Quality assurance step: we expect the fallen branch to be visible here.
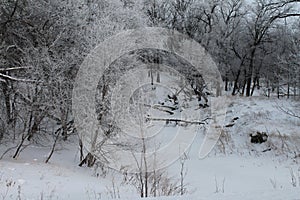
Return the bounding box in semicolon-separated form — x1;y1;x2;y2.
153;104;177;111
153;107;174;115
276;104;300;119
225;123;235;128
143;104;176;115
146;117;211;125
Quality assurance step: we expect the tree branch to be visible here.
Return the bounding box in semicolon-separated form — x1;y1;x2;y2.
277;13;300;18
0;67;31;72
0;73;37;83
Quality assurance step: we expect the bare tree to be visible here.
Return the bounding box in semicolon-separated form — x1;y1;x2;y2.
243;0;300;96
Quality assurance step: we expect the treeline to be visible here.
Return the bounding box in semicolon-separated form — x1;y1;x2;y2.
0;0;146;147
0;0;299;160
144;0;300;97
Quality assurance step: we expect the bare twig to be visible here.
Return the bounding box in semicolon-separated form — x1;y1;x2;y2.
0;67;31;72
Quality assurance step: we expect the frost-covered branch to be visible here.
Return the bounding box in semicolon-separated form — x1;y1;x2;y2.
0;73;36;83
0;67;31;72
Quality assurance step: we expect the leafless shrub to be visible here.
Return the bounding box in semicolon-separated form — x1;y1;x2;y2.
265;130;300;158
179;154;188;195
85;187;102;200
124;140;187;198
214;176;225;193
105;177;120;199
269;177;277;189
1;179;15;200
215;130;234;155
93;161;109;178
125;160;184;198
289;168;299;187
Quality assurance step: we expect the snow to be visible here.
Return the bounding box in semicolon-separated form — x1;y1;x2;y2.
1;96;300;199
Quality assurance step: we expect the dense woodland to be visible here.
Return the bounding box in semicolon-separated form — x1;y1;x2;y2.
0;0;299;163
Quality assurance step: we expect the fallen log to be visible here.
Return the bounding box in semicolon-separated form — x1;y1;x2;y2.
146;117;211;125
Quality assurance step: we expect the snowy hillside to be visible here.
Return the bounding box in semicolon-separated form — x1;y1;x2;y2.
1;96;300;200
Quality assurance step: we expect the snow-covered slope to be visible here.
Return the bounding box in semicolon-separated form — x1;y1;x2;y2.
1;96;300;199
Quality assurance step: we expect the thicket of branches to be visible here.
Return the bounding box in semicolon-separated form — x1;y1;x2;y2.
145;0;300;97
0;0;299;162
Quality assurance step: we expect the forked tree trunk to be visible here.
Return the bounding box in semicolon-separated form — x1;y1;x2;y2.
13;133;29;159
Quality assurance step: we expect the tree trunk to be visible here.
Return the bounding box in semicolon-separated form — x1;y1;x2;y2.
79;139;84;161
287;82;290;98
45;131;60;163
79;152;96;167
27;115;43;141
277;80;280;99
250;76;257;96
232;68;241;95
241;79;246;96
13;133;29;159
60;108;69;141
245;75;252;96
225;72;228;92
246;49;256;96
1;82;11;123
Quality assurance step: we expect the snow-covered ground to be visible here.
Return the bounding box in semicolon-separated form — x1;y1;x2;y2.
1;96;300;199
